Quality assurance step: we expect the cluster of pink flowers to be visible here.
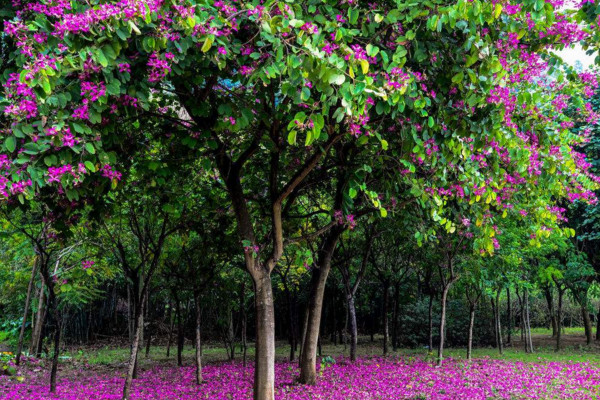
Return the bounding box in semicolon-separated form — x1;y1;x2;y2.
345;44;375;64
72;104;89;120
47;163;86;184
81;260;94;269
334;210;357;230
300;22;318;34
3;73;38;120
101;164;122;181
4;356;600;399
21;0;162;38
80;81;106;102
147;52;173;83
243;244;260;254
385;67;411;91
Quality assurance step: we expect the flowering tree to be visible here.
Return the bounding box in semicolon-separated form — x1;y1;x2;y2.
2;0;600;399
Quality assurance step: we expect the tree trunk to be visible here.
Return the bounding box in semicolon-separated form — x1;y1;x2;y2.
392;282;400;351
428;293;434;352
342;299;348;349
30;281;46;356
176;299;183;367
166;304;174;357
524;288;533;353
127;285;134;344
382;281;390;355
285;285;296;362
467;305;475;360
253;274;275;400
582;304;593;345
437;285;450;366
16;259;38;365
194;294;203;384
132;311;142;379
491;297;498;349
544;287;557;338
240;282;248;367
122;293;146;400
495;291;503;354
145;326;152;358
596;302;600;341
516;287;524;342
347;295;358;361
556;287;563;351
49;315;61;393
298;265;328;384
298;230;339;385
298;307;309;368
227;308;235;360
331;294;337;346
506;287;512;346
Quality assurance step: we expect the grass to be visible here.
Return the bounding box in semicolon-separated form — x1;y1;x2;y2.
530;327;586;335
53;332;600;369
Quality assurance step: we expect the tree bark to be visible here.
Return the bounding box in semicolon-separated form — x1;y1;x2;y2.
166;304;174;358
495;291;503;354
347;295;358;361
506;287;512;346
543;287;557;338
284;284;296;362
437;285;450;366
17;259;38;365
298;307;309;368
516;287;524;342
596;301;600;341
122;293;146;400
299;263;328;385
194;294;203;384
491;297;498;349
298;229;341;385
253;274;275;400
132;311;143;379
467;306;475;360
240;282;248;367
49;315;61;393
523;288;533;353
227;307;235;360
382;281;390;355
145;325;152;358
582;304;593;345
556;285;563;351
30;280;46;356
392;282;400;351
176;298;183;367
428;293;434;352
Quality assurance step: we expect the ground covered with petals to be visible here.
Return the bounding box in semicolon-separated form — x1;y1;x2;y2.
2;356;600;399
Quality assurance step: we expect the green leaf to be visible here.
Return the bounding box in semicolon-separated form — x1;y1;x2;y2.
451;72;464;84
40;76;51;95
116;28;129;40
84;161;96;172
95;48;108;67
128;20;141;35
329;74;345;85
5;136;16;153
85;143;96;154
201;36;213;52
288;130;297;145
494;4;503;18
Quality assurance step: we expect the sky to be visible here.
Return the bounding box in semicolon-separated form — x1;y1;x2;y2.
556;46;597;69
